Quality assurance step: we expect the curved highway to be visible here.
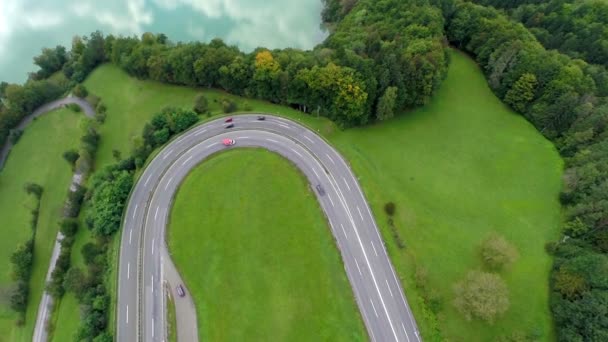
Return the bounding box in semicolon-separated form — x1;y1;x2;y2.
117;114;421;342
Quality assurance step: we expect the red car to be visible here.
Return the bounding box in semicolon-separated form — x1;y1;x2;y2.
222;138;236;146
224;117;233;123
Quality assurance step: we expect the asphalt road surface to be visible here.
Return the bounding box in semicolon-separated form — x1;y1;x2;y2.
117;114;421;342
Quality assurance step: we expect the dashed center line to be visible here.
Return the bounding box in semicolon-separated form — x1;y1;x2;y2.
278;123;290;129
326;153;336;165
205;142;217;148
129;229;133;245
340;223;348;240
372;241;378;256
182;155;193;166
126;305;128;324
357;206;364;221
154;207;159;220
312;168;319;178
133;204;138;219
355;258;363;276
266;138;279;143
343;177;351;191
402;323;411;342
194;129;207;136
151;275;154;293
163;149;173;160
151;238;155;255
370;298;379;317
304;135;314;143
292;149;303;158
327;194;335;207
165;177;173;191
144;174;152;186
386;279;394;297
127;262;130;279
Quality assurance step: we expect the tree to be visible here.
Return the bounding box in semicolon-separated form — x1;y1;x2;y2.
376;86;398;121
63;267;87;298
221;99;237;113
504;73;537;112
73;84;89;98
24;182;43;198
553;267;588;300
453;270;510;323
63;149;80;166
33;45;68;79
480;234;519;271
193;94;208;114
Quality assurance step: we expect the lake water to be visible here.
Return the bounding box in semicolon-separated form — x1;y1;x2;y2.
0;0;326;84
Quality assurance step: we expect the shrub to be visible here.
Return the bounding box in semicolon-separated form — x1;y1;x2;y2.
480;233;519;271
193;93;208;114
221;98;237;113
63;149;80;167
24;182;43;198
68;103;81;112
384;202;396;216
72;84;88;98
453;270;510;323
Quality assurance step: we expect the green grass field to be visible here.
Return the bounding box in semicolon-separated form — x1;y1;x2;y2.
46;50;561;341
0;108;82;341
168;149;367;341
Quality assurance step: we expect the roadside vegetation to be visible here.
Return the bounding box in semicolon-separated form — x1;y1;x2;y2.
0;109;82;340
168;149;367;341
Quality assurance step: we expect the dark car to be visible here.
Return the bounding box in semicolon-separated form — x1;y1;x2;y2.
225;117;233;123
257;116;266;121
316;184;325;196
176;284;186;297
225;123;234;129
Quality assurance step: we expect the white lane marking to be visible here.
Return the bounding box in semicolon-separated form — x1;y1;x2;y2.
278;123;290;129
372;241;378;256
240;136;250;139
144;174;152;186
152;317;155;337
182;155;193;166
340;223;348;240
386;279;394;297
402;322;411;342
357;206;364;221
312;168;319;178
129;229;133;245
151;238;155;255
327;193;335;207
163;149;174;160
127;263;130;279
292;149;303;158
304;135;314;143
154;207;159;220
195;129;207;136
266;138;279;143
326;153;336;165
151;275;154;293
355;258;363;276
206;142;217;148
320;161;401;341
343;177;351;191
164;177;173;190
133;204;138;219
370;298;379;318
126;305;128;324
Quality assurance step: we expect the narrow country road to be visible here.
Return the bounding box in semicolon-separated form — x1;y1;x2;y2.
117;114;421;342
0;96;94;170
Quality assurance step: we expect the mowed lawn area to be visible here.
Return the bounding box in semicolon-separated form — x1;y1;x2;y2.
168;149;367;341
0;109;82;341
330;51;563;341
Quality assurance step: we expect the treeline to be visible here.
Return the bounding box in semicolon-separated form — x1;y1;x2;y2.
474;0;608;68
439;0;608;340
9;183;43;324
40;0;446;127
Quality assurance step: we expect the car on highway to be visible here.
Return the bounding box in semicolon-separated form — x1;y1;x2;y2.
225;123;234;129
225;117;233;123
176;284;186;297
257;116;265;121
316;184;325;196
222;138;236;146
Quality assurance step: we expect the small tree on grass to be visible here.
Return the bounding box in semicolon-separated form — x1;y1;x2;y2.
24;182;43;198
480;233;518;271
193;93;208;114
221;98;237;113
453;270;509;323
384;202;396;216
63;149;80;167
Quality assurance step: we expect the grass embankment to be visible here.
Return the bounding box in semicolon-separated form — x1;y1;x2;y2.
50;50;561;341
0;109;82;341
168;149;367;341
